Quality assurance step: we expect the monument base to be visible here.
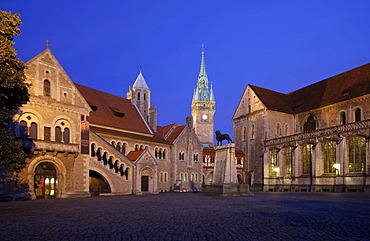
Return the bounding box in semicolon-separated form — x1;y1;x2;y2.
202;183;250;196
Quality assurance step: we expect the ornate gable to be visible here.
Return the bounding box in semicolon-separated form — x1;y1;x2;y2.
24;47;90;115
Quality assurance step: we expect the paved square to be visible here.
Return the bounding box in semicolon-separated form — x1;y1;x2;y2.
1;192;370;240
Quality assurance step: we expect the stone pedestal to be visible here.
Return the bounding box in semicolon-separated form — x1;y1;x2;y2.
202;143;250;196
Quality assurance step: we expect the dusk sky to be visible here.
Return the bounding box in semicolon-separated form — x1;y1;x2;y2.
2;1;370;139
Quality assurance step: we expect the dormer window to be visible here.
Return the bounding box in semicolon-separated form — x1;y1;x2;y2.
90;105;98;111
110;107;124;118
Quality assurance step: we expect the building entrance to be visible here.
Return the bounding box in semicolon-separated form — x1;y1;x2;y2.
34;162;57;198
141;175;149;192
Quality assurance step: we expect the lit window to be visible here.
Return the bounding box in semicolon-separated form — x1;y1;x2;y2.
302;144;313;175
323;141;336;174
348;137;366;173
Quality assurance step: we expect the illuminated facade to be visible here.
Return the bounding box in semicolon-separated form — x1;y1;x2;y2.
233;63;370;192
191;46;215;147
13;46;203;199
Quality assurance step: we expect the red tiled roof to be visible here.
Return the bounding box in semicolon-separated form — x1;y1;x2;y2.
75;83;152;134
90;126;170;145
127;150;145;161
251;63;370;114
163;124;176;137
288;63;370;113
249;85;292;113
166;125;186;144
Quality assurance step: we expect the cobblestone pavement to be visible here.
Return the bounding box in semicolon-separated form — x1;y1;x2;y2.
1;192;370;241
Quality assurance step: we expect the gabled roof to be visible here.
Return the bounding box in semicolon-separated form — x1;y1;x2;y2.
127;150;145;161
252;62;370;114
165;125;186;144
249;85;292;114
75;83;152;134
287;62;370;113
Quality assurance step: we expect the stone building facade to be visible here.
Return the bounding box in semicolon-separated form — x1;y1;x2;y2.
13;46;204;199
233;63;370;192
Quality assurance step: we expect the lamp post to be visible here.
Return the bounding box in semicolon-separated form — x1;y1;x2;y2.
333;163;341;192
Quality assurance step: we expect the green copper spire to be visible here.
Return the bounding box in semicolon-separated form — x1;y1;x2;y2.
193;44;215;102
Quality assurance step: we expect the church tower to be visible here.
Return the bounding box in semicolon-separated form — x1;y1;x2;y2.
127;69;157;131
191;45;215;147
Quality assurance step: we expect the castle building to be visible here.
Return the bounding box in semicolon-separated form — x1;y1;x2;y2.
233;63;370;192
13;45;203;199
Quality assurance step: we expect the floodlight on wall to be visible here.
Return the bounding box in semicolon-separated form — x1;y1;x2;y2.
333;163;340;176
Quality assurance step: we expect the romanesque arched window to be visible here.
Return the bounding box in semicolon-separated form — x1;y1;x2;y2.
355;108;361;122
30;122;38;139
340;111;346;125
55;126;62;142
20;120;28;138
243;127;247;141
63;128;70;144
303;114;316;133
44;79;51;97
122;143;127;155
55;120;72;143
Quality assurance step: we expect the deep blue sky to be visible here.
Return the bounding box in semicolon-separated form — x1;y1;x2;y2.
2;1;370;139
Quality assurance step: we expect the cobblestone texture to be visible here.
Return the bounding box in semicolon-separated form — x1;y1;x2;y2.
1;192;370;240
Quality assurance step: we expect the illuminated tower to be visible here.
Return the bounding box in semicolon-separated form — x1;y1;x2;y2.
191;45;215;147
127;69;157;131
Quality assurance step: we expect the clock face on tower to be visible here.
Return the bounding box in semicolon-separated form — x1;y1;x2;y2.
202;114;208;120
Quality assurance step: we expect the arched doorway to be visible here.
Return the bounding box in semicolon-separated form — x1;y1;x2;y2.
89;170;111;196
141;168;152;193
34;162;57;199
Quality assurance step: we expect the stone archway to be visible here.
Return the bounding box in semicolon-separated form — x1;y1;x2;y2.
89;170;111;196
34;162;57;199
28;156;66;199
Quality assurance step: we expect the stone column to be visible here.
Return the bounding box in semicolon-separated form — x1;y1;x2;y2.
213;143;237;184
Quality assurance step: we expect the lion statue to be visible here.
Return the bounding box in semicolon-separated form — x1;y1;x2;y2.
215;130;233;146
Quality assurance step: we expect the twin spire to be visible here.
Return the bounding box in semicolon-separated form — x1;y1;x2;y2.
193;44;215;102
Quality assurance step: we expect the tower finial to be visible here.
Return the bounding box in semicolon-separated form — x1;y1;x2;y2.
199;44;206;77
46;40;49;49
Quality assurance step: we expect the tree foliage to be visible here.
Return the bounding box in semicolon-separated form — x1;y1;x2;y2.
0;10;29;176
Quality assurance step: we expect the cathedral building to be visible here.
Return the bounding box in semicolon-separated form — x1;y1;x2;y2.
233;63;370;192
12;44;204;199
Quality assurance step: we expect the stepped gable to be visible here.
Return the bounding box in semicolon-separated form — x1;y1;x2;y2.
288;62;370;113
75;83;151;134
